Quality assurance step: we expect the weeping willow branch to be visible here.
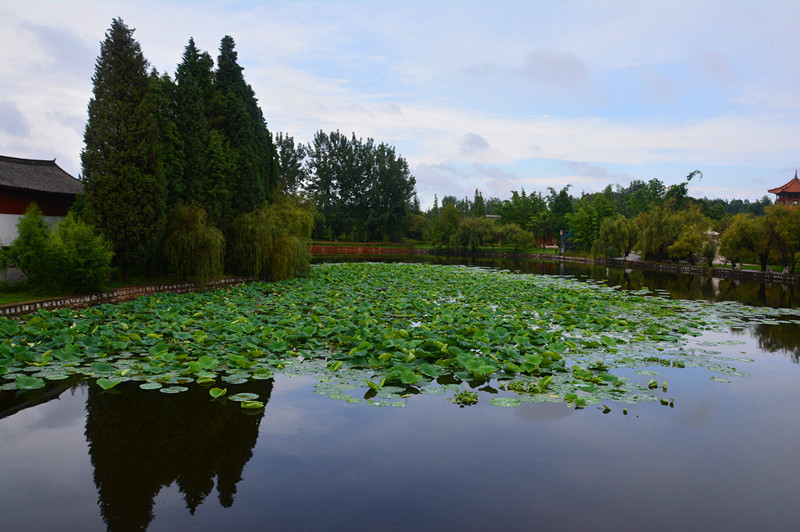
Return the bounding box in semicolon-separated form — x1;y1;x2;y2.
164;203;225;286
229;195;315;280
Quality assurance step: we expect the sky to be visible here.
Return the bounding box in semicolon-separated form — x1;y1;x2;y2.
1;0;798;208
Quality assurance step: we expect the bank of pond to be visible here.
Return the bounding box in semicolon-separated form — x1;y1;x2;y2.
1;258;799;531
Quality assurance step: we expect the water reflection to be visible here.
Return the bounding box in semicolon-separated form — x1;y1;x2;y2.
84;380;273;531
752;322;800;363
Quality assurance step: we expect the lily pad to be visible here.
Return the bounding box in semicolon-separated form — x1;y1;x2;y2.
491;397;522;408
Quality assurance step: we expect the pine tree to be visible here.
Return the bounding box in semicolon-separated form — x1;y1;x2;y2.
210;36;279;220
175;38;212;209
150;70;185;208
81;18;167;280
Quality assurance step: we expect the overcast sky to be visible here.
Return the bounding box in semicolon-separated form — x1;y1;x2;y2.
1;0;798;208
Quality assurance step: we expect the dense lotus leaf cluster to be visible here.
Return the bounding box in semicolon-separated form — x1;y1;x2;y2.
2;262;799;409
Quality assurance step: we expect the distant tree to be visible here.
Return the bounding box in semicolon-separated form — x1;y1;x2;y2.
566;200;598;251
593;214;638;258
450;216;494;252
500;223;535;252
304;130;415;241
667;205;710;265
496;189;548;243
429;195;440;218
718;213;762;269
635;205;682;261
484;196;502;216
547;185;574;236
81;18;167;281
275;132;308;194
429;204;462;247
471;189;486;217
764;204;800;272
364;142;416;241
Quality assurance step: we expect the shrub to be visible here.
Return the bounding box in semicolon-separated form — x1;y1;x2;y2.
8;203;50;287
47;213;115;293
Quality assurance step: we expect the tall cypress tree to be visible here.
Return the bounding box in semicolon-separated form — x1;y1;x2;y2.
175;38;212;210
81;18;167;280
210;36;279;220
150;70;185;208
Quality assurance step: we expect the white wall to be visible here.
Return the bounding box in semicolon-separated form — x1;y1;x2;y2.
0;213;62;246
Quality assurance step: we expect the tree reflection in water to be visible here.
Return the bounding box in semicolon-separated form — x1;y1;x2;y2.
84;379;273;531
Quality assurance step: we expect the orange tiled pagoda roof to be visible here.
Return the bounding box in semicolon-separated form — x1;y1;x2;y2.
768;172;800;194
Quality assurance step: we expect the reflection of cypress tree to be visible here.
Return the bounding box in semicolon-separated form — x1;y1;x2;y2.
84;380;272;531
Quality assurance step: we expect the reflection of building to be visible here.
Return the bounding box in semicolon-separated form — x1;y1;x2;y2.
85;380;272;531
768;171;800;207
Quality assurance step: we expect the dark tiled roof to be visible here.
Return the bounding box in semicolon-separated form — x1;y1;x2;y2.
768;172;800;194
0;155;84;195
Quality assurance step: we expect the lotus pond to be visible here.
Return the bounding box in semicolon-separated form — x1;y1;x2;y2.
2;260;799;531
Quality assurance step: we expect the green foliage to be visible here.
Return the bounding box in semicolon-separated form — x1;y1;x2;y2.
449;217;496;252
229;196;314;280
666;205;711;265
500;223;534;252
428;204;462;246
81;18;167;280
593;214;638;258
718;213;761;268
547;185;574;235
305;130;416;241
764;204;800;272
1;262;778;409
8;203;50;287
8;206;113;293
275;132;307;195
47;213;115;293
496;189;549;242
701;241;717;268
471;189;486;217
174;38;212;209
450;390;479;407
210;35;280;218
635;205;683;261
164;204;225;285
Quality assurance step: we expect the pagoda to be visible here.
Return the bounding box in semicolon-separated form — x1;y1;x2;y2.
768;171;800;207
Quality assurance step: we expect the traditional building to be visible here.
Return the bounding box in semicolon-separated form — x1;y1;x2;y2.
768;171;800;207
0;155;84;245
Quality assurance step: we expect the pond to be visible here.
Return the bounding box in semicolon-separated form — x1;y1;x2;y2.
1;258;799;531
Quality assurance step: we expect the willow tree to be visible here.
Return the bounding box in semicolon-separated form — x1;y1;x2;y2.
163;204;224;285
81;18;166;280
228;196;314;280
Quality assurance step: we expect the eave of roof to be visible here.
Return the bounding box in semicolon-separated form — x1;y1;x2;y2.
0;155;84;195
768;172;800;194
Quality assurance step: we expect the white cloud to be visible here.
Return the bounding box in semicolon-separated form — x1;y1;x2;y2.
0;0;798;204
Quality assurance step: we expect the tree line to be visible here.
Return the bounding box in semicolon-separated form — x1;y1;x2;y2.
7;18;417;292
415;173;799;273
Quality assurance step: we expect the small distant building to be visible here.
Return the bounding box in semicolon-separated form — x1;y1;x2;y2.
768;171;800;207
0;155;84;245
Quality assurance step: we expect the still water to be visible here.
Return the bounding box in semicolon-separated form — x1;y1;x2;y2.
1;258;799;531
